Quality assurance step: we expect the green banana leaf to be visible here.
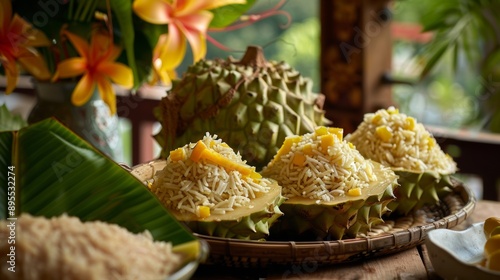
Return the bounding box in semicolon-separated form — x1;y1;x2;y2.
0;118;197;247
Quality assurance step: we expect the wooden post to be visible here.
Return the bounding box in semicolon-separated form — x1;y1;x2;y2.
320;0;394;133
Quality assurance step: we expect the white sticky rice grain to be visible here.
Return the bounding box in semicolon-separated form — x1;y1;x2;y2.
150;133;272;217
262;131;386;201
0;214;181;280
344;107;457;174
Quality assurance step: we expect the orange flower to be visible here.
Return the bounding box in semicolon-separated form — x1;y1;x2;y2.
0;0;50;94
133;0;245;85
54;31;133;115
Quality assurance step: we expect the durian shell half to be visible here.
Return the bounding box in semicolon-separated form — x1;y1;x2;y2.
171;182;285;240
387;169;454;216
269;162;398;240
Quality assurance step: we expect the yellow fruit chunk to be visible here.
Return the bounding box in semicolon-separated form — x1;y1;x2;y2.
376;125;393;142
486;249;500;271
302;143;314;156
371;114;382;125
273;136;302;162
320;134;335;153
169;147;186;161
190;140;260;178
198;206;211;218
292;153;307;166
348;142;355;149
484;235;500;258
315;126;343;140
427;137;436;149
347;188;362;196
404;117;416;131
315;126;329;136
484;217;500;238
387;107;399;114
328;127;344;141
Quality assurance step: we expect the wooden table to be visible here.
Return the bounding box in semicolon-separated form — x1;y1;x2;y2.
191;200;500;280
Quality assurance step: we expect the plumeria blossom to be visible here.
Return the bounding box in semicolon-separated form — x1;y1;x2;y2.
133;0;245;85
150;33;176;86
53;30;133;115
0;0;50;94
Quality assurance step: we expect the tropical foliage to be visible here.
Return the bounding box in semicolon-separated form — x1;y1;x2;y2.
395;0;500;132
1;0;257;113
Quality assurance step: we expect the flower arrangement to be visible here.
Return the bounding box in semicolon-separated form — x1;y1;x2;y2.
0;0;278;114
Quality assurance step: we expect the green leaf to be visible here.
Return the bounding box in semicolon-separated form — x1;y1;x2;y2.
110;0;141;87
420;43;449;79
209;0;256;28
0;104;28;132
2;118;196;248
0;132;14;220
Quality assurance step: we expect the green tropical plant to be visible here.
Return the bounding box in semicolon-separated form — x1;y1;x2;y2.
415;0;500;132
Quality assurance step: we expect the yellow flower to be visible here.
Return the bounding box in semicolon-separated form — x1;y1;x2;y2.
0;0;50;94
133;0;245;85
54;30;133;115
150;33;176;86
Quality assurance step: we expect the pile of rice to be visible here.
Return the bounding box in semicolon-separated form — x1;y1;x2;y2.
261;128;388;202
344;107;457;174
0;214;181;280
151;133;273;217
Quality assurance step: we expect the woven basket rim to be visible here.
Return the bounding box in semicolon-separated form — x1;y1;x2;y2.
131;160;476;266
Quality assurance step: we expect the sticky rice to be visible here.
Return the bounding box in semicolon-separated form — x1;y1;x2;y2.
344;106;457;174
262;126;390;202
0;214;181;280
150;133;274;217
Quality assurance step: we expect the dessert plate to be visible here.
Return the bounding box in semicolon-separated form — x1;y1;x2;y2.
426;222;500;280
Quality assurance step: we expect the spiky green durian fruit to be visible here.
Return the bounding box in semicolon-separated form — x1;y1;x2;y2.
149;133;284;240
344;107;458;216
154;46;331;170
262;126;398;240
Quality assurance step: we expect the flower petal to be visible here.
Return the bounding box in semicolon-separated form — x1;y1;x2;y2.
96;76;116;115
3;58;18;94
9;15;50;48
133;0;172;24
180;10;213;33
90;31;113;63
0;0;12;34
63;31;90;58
8;14;32;40
177;0;245;17
71;74;96;106
159;24;186;70
23;28;51;47
152;61;173;86
54;58;87;79
17;54;51;81
179;12;212;62
97;62;134;89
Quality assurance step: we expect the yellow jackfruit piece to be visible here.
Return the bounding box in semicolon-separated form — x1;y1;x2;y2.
376;126;393;142
169;148;186;161
198;206;211;218
347;188;362;196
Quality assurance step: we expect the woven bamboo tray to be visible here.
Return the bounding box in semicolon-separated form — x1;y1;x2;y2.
130;161;476;267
